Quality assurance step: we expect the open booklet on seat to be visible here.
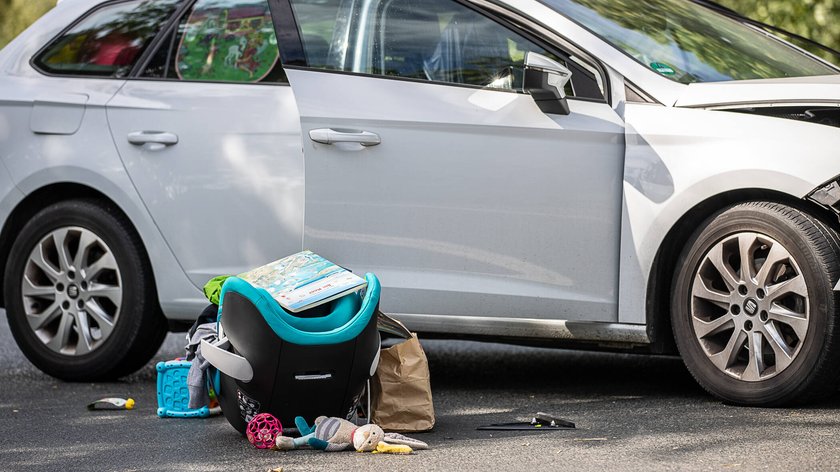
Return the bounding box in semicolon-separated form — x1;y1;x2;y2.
238;250;367;313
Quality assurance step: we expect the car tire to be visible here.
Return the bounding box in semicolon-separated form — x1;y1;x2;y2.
4;199;167;381
671;201;840;406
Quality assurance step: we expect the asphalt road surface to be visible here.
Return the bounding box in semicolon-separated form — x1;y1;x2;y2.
2;312;840;472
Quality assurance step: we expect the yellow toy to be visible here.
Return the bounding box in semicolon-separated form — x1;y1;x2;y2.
372;442;413;455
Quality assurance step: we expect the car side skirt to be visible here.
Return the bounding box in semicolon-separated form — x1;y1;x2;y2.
394;313;650;344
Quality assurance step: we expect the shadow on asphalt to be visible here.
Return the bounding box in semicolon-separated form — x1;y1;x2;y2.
423;339;840;407
423;339;696;395
419;339;840;444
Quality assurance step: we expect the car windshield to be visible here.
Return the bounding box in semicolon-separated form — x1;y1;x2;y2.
541;0;839;84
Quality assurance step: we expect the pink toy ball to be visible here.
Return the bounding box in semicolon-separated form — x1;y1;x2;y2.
246;413;283;449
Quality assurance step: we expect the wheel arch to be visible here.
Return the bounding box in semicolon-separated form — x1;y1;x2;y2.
645;188;840;354
0;183;164;321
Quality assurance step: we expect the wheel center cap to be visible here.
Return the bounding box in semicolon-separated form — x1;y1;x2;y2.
744;298;759;316
67;284;79;299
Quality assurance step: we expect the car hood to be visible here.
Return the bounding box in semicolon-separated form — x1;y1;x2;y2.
674;75;840;108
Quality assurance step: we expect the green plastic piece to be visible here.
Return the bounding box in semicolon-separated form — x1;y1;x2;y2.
203;275;232;305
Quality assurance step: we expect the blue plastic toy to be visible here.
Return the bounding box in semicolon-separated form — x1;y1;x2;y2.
156;360;212;418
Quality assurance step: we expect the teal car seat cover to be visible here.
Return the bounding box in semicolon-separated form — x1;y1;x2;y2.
218;273;380;345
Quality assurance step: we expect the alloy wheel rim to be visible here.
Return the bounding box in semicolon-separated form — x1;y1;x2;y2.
691;232;809;381
21;226;123;356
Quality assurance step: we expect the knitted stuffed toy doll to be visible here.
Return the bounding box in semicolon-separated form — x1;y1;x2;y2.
275;416;428;454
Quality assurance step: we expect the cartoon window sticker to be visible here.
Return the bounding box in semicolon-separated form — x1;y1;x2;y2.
176;0;279;83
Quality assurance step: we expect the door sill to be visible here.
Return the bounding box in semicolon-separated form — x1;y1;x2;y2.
391;313;650;344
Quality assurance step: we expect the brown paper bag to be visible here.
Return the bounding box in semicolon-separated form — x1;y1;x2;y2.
370;333;435;432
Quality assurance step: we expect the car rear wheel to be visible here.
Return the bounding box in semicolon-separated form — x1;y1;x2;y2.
672;202;840;406
4;199;167;380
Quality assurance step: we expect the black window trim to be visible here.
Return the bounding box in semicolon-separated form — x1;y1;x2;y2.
128;0;292;86
273;0;611;104
30;0;187;80
625;79;661;105
268;0;306;67
128;0;195;78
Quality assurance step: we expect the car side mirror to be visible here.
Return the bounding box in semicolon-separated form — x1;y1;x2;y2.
524;51;572;115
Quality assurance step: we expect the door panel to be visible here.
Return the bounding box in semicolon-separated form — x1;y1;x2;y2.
288;69;624;321
106;81;304;286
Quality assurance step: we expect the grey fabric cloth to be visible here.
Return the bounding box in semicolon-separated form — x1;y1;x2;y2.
186;321;218;409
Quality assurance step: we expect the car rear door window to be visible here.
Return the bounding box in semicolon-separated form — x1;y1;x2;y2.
33;0;182;78
140;0;287;84
287;0;601;98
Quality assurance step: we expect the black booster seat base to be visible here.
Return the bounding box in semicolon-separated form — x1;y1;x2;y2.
202;273;381;433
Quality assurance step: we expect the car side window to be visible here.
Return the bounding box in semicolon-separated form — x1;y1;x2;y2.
33;0;182;78
287;0;601;98
141;0;287;84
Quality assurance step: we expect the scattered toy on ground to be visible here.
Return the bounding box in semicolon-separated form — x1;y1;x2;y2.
86;397;135;411
247;413;283;449
274;416;428;454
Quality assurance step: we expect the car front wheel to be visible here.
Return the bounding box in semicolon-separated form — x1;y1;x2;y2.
4;199;167;380
672;201;840;406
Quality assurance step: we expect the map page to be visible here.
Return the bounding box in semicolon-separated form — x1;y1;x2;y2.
238;251;367;313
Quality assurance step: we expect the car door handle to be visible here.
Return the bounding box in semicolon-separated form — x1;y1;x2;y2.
309;128;381;146
127;131;179;146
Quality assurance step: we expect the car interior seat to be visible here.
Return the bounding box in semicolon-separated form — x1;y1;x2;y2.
424;12;514;87
376;0;448;78
202;273;381;434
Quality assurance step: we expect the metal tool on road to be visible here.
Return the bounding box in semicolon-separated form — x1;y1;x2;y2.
86;397;135;411
477;412;575;431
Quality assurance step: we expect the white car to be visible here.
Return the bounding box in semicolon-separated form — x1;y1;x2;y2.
2;0;840;406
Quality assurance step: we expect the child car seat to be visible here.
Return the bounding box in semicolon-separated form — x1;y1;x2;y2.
202;273;381;434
